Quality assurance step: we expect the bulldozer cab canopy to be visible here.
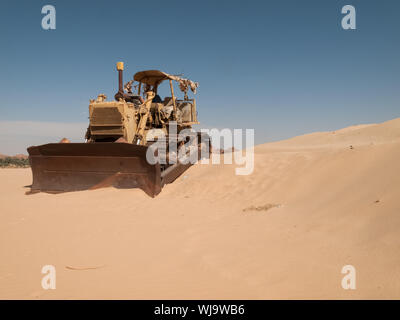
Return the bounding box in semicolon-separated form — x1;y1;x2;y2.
133;70;198;94
134;70;178;86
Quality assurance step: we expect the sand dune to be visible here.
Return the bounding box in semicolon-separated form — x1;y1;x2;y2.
0;118;400;299
265;118;400;149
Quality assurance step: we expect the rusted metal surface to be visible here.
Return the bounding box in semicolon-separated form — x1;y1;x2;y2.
161;162;192;185
27;142;204;197
27;143;162;197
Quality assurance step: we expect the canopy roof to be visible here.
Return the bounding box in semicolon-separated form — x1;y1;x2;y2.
133;70;199;94
133;70;179;86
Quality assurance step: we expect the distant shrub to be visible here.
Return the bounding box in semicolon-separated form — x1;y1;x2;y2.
0;157;30;168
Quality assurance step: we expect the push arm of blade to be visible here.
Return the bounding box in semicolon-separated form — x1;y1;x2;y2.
134;91;155;145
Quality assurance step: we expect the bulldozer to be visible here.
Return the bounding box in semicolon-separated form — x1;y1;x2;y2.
27;62;210;197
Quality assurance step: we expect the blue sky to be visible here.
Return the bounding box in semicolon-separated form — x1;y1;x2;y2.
0;0;399;154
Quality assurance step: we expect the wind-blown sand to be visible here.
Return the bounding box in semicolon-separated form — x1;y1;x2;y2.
1;118;400;299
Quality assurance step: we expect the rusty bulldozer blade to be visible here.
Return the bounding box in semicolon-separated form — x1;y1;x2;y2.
27;143;163;197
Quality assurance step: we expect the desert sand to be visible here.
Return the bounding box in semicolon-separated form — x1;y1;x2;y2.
1;118;400;299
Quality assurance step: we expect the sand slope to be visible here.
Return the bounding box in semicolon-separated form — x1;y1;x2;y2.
0;118;400;299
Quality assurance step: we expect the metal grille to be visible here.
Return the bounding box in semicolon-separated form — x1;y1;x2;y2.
90;107;123;126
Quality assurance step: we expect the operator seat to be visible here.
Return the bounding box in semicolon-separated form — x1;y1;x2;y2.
153;94;162;103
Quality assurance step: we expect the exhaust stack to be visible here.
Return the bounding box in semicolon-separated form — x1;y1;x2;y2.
114;61;125;101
